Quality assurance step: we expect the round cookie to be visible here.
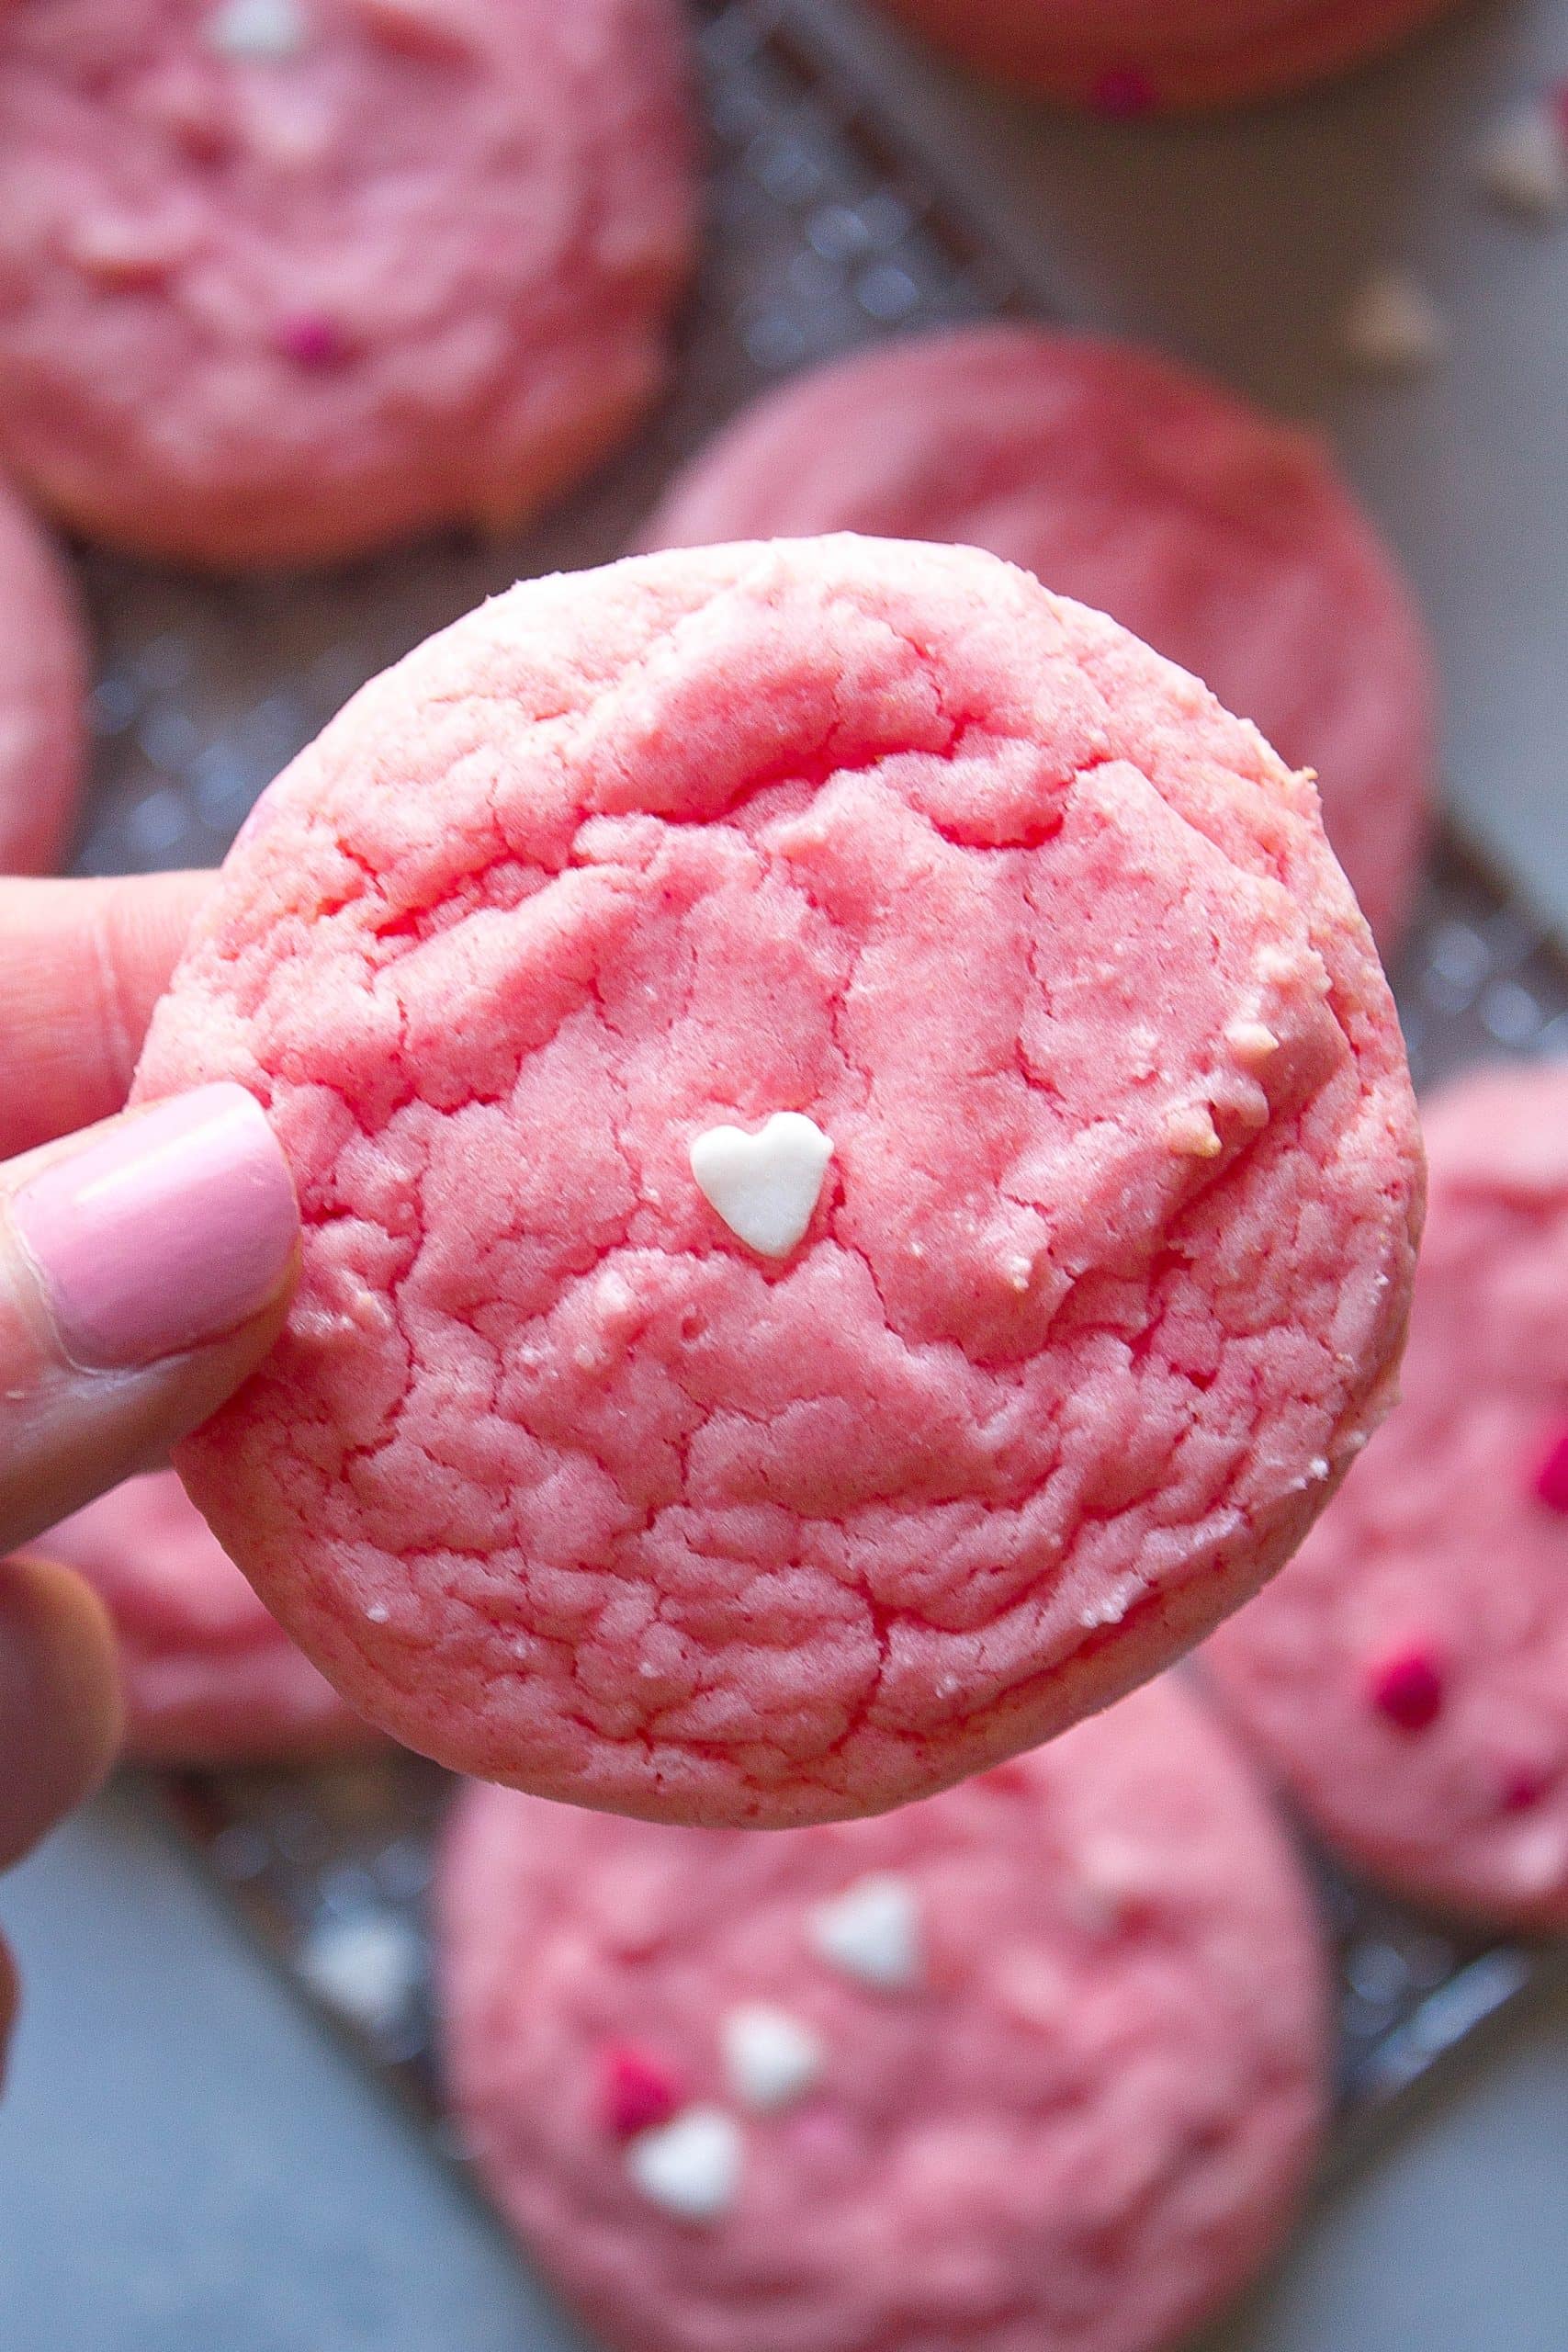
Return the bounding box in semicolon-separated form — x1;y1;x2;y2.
0;0;694;570
874;0;1459;111
439;1676;1330;2352
1204;1062;1568;1929
0;473;86;873
37;1469;369;1764
644;327;1435;952
133;535;1421;1826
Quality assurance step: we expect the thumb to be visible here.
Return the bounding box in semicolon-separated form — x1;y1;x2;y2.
0;1084;299;1555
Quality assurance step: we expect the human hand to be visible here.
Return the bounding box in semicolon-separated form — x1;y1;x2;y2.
0;872;300;2080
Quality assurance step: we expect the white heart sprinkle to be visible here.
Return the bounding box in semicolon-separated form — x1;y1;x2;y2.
689;1112;833;1260
1474;104;1568;218
626;2106;742;2221
1338;266;1447;377
721;2004;825;2111
208;0;307;59
809;1872;922;1990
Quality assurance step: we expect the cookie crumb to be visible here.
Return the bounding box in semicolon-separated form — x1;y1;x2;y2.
1165;1104;1222;1158
1225;1020;1279;1065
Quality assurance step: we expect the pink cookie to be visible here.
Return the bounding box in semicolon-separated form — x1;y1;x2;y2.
0;470;86;873
0;0;694;570
1204;1063;1568;1930
134;535;1421;1826
37;1469;369;1764
644;327;1435;952
439;1676;1329;2352
874;0;1459;110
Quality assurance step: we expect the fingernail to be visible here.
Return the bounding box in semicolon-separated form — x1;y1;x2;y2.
10;1084;298;1371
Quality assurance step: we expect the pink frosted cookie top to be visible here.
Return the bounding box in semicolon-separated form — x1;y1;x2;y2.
38;1468;369;1763
439;1676;1329;2352
1205;1063;1568;1929
646;327;1435;951
0;473;85;873
135;535;1421;1826
0;0;694;569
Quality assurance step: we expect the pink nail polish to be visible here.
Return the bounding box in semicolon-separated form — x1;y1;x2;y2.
10;1083;298;1371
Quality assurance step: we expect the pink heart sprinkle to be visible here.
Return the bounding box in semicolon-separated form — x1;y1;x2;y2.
600;2044;682;2141
1366;1646;1446;1733
1533;1426;1568;1511
274;311;348;369
1089;66;1158;120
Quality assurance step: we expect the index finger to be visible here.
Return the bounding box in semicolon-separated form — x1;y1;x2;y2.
0;872;211;1159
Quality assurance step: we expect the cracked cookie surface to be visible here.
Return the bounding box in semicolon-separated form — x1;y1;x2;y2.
135;536;1421;1824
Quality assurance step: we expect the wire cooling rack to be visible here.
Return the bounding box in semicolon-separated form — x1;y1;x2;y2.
63;0;1568;2244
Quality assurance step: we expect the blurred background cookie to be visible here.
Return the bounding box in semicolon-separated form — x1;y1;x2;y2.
35;1470;373;1765
439;1675;1329;2352
0;0;695;570
1204;1062;1568;1930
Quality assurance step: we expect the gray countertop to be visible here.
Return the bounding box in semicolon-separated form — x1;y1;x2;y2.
5;3;1568;2344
